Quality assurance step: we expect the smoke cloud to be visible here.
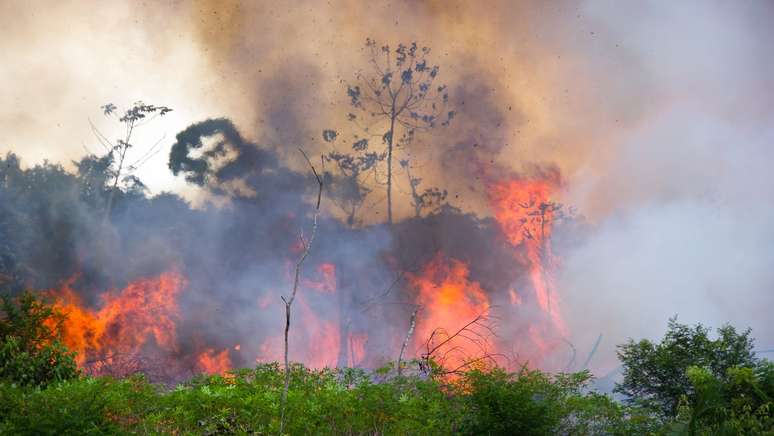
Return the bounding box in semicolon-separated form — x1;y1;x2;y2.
2;0;773;377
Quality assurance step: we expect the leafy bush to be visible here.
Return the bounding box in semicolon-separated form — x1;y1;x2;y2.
0;302;767;435
458;368;565;435
0;363;647;435
0;375;158;435
148;363;463;435
616;317;757;417
0;292;78;386
661;363;773;435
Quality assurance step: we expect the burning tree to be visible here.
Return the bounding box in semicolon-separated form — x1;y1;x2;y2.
330;38;454;224
488;176;570;340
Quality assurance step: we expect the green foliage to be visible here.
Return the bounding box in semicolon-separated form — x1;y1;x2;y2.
615;317;757;418
0;337;78;389
0;292;78;387
661;363;773;435
458;368;566;435
0;295;767;435
153;363;463;435
457;368;656;436
0;362;649;435
0;375;158;435
0;291;63;348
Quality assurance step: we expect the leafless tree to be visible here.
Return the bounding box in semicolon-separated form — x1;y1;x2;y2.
278;149;323;435
397;306;419;376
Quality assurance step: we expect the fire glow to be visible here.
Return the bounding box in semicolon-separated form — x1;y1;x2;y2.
44;177;569;377
50;272;185;368
407;253;492;371
488;176;568;355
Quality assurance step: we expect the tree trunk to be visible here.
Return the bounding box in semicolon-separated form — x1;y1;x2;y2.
103;120;133;225
386;101;396;225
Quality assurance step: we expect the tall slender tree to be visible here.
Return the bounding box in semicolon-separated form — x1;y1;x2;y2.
94;101;172;223
337;39;454;224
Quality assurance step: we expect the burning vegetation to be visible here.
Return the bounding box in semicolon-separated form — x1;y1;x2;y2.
0;39;581;379
25;165;572;381
2;1;774;432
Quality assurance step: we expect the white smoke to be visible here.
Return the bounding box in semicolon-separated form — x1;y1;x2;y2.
559;1;774;374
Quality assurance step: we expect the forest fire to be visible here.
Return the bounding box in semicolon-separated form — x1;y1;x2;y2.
407;254;494;371
49;272;186;371
28;167;575;380
302;263;337;294
256;261;348;369
197;349;231;375
41;175;572;378
488;177;567;337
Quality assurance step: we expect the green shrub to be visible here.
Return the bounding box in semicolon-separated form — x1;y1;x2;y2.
0;316;765;434
0;362;673;435
661;364;773;435
0;336;78;387
0;292;78;387
616;317;757;418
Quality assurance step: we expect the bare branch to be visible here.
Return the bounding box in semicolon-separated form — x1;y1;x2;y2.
397;306;419;376
279;148;324;435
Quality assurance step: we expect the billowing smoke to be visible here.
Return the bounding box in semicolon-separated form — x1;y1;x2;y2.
556;1;774;376
1;0;773;380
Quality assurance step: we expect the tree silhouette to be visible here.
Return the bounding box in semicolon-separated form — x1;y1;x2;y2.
322;130;385;227
93;101;172;223
400;159;447;218
334;39;454;224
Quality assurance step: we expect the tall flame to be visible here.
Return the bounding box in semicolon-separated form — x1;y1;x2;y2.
407;253;492;370
50;271;185;368
258;262;356;368
488;178;567;337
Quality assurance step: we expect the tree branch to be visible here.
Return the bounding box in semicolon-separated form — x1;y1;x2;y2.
278;148;324;435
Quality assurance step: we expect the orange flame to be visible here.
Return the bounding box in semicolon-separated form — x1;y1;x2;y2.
407;253;491;370
50;271;185;367
257;262;350;369
302;263;337;294
197;348;231;375
347;332;368;367
488;178;567;336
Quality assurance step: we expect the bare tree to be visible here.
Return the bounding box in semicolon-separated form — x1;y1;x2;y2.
93;101;172;223
278;149;323;435
336;39;454;224
400;159;447;218
321;133;385;227
397;306;419;376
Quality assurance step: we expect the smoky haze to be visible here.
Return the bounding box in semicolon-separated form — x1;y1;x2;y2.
1;0;773;377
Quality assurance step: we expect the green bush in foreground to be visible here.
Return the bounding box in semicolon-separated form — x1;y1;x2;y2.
0;292;78;387
0;363;655;435
0;292;770;434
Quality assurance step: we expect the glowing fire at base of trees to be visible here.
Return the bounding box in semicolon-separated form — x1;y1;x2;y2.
49;272;185;368
42;177;569;377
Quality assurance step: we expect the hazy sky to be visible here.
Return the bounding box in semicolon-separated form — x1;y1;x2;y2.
3;0;773;372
